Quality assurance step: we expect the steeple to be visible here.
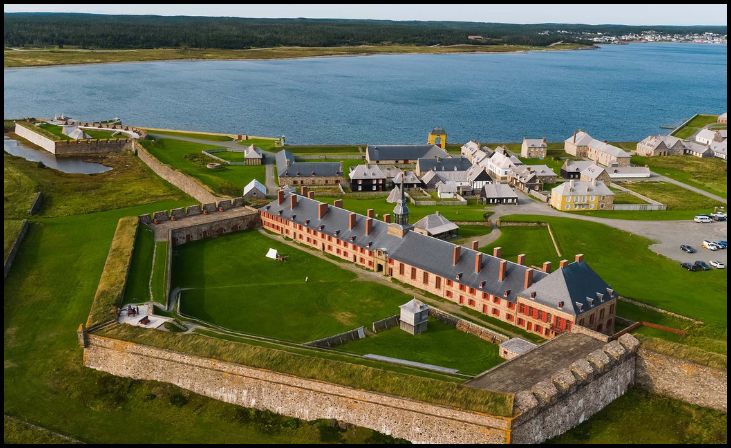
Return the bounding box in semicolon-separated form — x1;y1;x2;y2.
393;176;409;225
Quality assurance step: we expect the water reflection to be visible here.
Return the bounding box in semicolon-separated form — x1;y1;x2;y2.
4;136;112;174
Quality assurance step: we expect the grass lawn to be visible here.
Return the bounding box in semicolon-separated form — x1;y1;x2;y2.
37;123;125;141
617;181;723;210
4;151;190;218
4;415;80;444
285;145;363;155
3;219;26;262
207;150;244;163
174;230;413;342
145;129;233;142
631;154;727;199
122;225;155;305
151;241;169;305
494;215;727;329
549;387;727;444
4;153;40;218
339;317;503;375
480;225;559;268
672;114;719;139
317;195;490;222
456;223;493;239
608;186;648;204
141;138;266;196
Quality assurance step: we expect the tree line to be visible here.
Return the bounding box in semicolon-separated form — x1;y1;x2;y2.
4;13;726;49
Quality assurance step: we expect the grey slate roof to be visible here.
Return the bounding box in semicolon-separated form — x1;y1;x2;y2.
436;180;458;194
261;191;601;304
349;164;386;180
551;180;613;197
386;186;402;203
275;149;342;177
561;160;596;173
565;131;594;146
482;183;518;199
412;212;459;236
366;144;448;161
587;139;630;158
393;170;421;185
243;179;267;196
243;145;263;159
521;260;615;316
523;138;547;148
499;337;537;354
580;164;607;180
416;157;472;173
400;298;429;314
466;164;493;182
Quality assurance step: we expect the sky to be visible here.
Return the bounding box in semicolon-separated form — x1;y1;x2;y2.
3;4;728;26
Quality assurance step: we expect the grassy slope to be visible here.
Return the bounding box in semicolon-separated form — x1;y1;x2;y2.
4;43;590;67
672;114;719;139
141;138;266;196
495;215;726;328
174;230;413;342
3;219;26;262
338;317;503;375
144;129;233;142
631;154;727;199
550;387;727;444
4;415;81;444
122;225;155;304
4;151;189;218
618;181;723;210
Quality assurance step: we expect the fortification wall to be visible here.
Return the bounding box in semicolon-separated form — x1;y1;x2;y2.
14;123;56;152
4;220;29;279
133;141;221;204
169;212;260;246
429;307;508;344
14;122;131;155
635;348;727;411
84;335;510;444
510;334;639;444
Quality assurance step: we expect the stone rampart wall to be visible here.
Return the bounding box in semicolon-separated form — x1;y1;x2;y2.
134;141;221;204
83;334;510;444
28;192;43;215
429;307;508;344
635;347;727;411
14;122;130;155
510;334;640;444
169;213;260;246
4;220;29;279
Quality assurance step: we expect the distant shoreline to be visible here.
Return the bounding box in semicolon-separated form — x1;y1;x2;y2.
3;43;596;69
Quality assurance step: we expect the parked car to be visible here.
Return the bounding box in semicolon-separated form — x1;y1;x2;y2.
694;260;711;271
714;240;728;249
709;260;725;269
680;262;698;271
694;215;713;223
702;240;720;250
710;212;727;221
680;244;696;253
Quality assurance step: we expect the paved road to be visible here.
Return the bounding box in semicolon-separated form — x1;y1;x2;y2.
491;192;727;265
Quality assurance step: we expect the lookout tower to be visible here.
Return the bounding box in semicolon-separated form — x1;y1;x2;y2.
427;127;447;149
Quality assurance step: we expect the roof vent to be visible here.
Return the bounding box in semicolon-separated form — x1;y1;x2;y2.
606;288;614;297
480;280;486;289
596;292;604;302
335;230;340;236
455;272;462;280
305;219;310;225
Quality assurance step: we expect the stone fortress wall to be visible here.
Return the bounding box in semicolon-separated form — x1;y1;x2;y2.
14;122;131;155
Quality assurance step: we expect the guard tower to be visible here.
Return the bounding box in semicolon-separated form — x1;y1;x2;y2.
427;127;447;149
399;298;429;335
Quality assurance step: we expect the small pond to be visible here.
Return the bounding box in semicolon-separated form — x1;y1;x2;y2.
4;135;112;174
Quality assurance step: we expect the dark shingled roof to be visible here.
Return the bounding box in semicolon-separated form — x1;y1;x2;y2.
275;149;342;178
416;157;472;173
366;144;448;161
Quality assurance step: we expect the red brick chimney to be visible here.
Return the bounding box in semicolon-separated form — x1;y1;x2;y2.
517;254;526;265
498;260;507;281
542;261;552;273
524;268;534;289
493;247;502;258
307;191;315;199
575;253;584;263
452;246;461;266
318;203;328;220
367;208;374;218
334;199;343;208
277;190;284;205
300;186;308;196
471;241;479;250
348;213;356;230
290;194;298;209
475;253;482;273
383;214;391;223
365;217;373;235
559;259;569;268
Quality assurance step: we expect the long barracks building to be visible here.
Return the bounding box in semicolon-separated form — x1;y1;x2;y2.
260;189;617;339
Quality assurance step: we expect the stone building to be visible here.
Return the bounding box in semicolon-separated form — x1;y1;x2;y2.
499;338;537;360
550;179;614;211
242;179;267;201
509;164;557;192
486;147;523;183
399;298;429;334
242;145;263;165
260;190;618;339
521;138;548;159
392;170;422;189
636;135;687;157
275;149;343;186
365;144;448;165
719;112;727;124
415;157;472;176
578;164;611;185
564;131;630;167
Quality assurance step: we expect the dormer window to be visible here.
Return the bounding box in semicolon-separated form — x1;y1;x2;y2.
319;225;325;231
530;291;536;299
278;210;283;215
455;273;462;280
586;297;594;307
504;289;511;297
576;302;584;312
335;230;341;236
480;281;486;289
292;214;297;220
305;219;310;225
596;292;604;302
558;300;564;308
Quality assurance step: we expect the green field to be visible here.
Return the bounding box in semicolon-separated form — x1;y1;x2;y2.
317;195;490;222
630;154;727;198
493;215;726;329
481;225;559;268
285;145;363;155
339;317;503;375
207;150;244;162
145;129;233;142
141;137;266;196
618;181;724;210
37;122;125;141
4;415;81;444
151;241;169;305
672;114;719;139
455;223;493;239
174;230;413;342
550;387;727;444
609;186;648;205
123;225;155;304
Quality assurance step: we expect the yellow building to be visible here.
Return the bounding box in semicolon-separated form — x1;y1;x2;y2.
550;179;614;211
427;127;447;149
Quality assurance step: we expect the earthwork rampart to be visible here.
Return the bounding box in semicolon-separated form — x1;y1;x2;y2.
14;122;131;155
4;220;29;279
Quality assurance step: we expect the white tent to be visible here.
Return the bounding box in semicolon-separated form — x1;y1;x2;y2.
265;248;279;260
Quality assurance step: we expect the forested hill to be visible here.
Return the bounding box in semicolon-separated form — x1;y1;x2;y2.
4;13;727;49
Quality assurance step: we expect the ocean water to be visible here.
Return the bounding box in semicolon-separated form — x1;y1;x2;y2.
3;43;726;144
